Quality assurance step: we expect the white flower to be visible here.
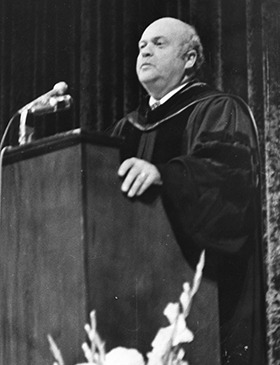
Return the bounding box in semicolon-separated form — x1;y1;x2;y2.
150;325;174;357
148;313;194;365
146;350;162;365
105;347;145;365
171;314;194;346
180;283;192;315
163;303;180;324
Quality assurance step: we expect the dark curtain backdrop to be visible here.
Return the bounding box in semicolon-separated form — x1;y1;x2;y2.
2;0;280;363
0;0;263;142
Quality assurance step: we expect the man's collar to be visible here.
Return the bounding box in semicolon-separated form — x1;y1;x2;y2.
149;82;189;108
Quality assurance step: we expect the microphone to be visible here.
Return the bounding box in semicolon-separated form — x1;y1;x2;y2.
18;81;69;114
17;81;73;145
29;94;73;115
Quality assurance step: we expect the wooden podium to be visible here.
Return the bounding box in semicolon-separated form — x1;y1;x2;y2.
0;130;221;365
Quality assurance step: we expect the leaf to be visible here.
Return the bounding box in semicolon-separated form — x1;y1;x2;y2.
47;334;65;365
183;250;205;317
191;250;205;297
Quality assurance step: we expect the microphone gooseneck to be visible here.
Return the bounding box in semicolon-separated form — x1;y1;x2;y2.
29;94;73;115
0;81;73;151
17;81;69;114
17;82;73;145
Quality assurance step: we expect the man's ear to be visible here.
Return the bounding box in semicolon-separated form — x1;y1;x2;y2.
184;50;197;70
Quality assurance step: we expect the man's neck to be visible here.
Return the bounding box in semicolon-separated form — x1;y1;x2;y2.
149;82;189;107
144;73;191;100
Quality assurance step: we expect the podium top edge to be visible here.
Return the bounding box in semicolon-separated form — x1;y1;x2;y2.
3;128;123;165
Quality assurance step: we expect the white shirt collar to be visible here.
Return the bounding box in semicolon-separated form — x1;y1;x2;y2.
149;82;188;108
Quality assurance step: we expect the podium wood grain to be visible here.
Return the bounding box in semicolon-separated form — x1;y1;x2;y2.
0;131;221;365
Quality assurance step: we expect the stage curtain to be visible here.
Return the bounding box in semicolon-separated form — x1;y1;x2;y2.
2;1;280;362
0;0;263;142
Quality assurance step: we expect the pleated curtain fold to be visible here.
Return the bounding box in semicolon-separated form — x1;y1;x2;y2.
2;2;280;363
0;0;263;141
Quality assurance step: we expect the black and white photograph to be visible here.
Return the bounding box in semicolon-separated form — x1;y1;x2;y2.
0;1;278;364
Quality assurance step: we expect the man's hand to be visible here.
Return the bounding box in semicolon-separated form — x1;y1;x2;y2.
118;157;162;198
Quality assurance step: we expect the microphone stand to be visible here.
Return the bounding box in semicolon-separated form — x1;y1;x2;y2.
18;108;32;145
0;81;73;223
0;110;19;152
0;110;19;222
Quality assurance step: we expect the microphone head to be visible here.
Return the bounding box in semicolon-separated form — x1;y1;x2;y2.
30;94;73;115
17;81;70;115
53;81;68;95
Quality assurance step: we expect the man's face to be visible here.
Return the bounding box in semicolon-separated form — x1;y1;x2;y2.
136;19;188;98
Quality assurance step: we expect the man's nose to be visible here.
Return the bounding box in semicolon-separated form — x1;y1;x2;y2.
140;43;153;57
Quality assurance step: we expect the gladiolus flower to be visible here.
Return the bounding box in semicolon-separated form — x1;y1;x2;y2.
105;347;145;365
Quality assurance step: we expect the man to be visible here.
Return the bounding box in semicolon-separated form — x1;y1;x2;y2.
111;17;266;364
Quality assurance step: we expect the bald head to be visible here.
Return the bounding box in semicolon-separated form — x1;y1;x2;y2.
143;18;194;45
136;17;204;98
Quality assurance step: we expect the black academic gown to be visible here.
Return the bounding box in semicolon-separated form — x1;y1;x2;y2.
111;82;267;365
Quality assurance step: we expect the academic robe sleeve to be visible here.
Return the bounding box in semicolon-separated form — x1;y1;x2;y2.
157;95;259;254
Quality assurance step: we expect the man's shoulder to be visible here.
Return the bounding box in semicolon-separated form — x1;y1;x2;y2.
181;83;252;116
111;83;253;134
180;82;246;104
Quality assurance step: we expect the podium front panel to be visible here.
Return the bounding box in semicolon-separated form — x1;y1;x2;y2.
1;142;87;365
0;132;221;365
